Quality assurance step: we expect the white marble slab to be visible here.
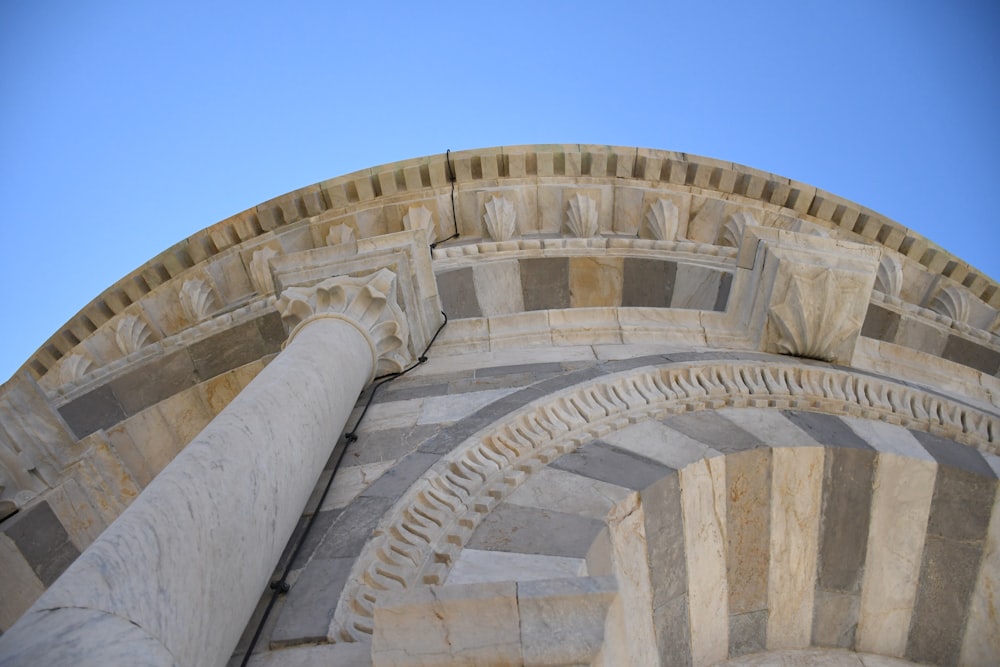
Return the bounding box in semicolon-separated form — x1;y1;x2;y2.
715;407;819;448
841;417;935;461
445;548;586;585
416;387;520;425
505;466;630;520
603;419;718;469
319;460;396;512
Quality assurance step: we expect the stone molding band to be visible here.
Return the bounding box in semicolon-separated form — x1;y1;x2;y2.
331;359;999;641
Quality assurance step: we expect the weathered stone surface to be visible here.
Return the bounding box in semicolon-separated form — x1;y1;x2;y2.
622;258;676;308
466;502;603;558
517;576;616;666
550;439;675;490
569;256;623;307
662;410;763;454
270;557;353;646
435;266;481;318
447;549;586;584
2;500;80;587
860;303;900;341
726;448;771;615
520;257;569;311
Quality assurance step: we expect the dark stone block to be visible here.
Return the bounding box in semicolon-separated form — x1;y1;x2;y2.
640;474;687;605
270;557;355;646
373;382;450;403
519;258;569;311
812;590;859;648
781;411;872;450
465;502;603;558
860;304;901;342
726;448;771;614
653;593;692;667
187;318;269;381
660;412;762;454
3;501;80;586
359;451;438;499
274;510;340;574
942;335;1000;375
621;258;676;308
436;267;482;319
58;383;126;439
714;272;733;312
550;440;674;491
925;464;995;543
345;424;439;466
729;610;767;657
817;447;875;593
256;311;288;352
110;349;198;415
907;537;984;666
475;362;565;378
911;430;996;478
313;495;395;559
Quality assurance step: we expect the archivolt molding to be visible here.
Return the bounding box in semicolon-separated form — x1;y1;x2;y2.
276;268;410;377
331;359;999;642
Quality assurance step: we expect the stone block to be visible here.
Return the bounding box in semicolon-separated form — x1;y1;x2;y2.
910;430;996;478
0;533;45;631
893;318;947;356
726;448;771;615
941;335;1000;375
782;411;872;450
187;318;270;382
2;500;80;587
812;590;859;649
447;549;585;585
729;610;767;657
714;407;818;449
372;582;522;667
860;304;900;342
550;439;675;491
58;383;126;439
518;576;617;666
603;419;715;470
621;258;676;308
661;411;763;454
472;260;523;315
671;264;725;310
465;502;603;558
505;465;631;520
343;424;438;466
816;447;875;593
435;267;481;319
358;452;438;500
519;257;569;311
640;474;688;606
314;495;395;559
569;256;623;307
270;557;354;646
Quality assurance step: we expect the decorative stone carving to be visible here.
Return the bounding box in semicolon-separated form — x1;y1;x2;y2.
333;360;999;641
483;196;516;242
179;279;217;323
276;268;410;376
114;315;153;355
874;253;902;297
403;206;433;233
249;247;279;295
767;268;870;361
643;198;678;241
929;284;970;323
57;353;92;385
325;223;356;247
718;211;755;248
565;194;599;238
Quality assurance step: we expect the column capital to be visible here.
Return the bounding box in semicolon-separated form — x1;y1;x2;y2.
276;268;411;377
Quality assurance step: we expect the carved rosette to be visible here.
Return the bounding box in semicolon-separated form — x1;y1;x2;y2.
643;198;678;240
483;196;516;241
276;268;410;376
565;194;599;238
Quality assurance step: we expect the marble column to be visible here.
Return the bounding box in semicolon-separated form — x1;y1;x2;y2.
0;269;410;667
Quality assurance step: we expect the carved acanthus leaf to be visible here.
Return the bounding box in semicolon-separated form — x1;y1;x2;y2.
565;194;599;238
874;253;903;298
325;223;356;247
483;196;516;241
179;279;217;323
643;198;678;241
767;270;866;361
115;315;153;355
249;247;279;295
276;268;410;375
930;285;970;323
58;354;93;385
718;211;755;248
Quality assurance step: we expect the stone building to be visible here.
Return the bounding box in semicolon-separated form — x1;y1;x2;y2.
0;145;998;666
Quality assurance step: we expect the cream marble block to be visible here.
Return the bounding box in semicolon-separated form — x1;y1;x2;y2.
319;460;396;512
715;407;817;447
716;648;924;666
446;549;587;585
855;452;935;656
472;260;523;315
569;256;624;307
680;457;729;666
0;319;374;667
767;446;824;649
416;387;520;425
604;419;719;469
959;479;1000;665
840;417;936;461
505;466;631;520
608;492;661;666
354;397;424;433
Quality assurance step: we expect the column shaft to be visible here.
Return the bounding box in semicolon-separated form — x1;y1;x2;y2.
0;318;373;667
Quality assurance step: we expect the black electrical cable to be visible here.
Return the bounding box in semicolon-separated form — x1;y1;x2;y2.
429;149;459;249
238;310;449;665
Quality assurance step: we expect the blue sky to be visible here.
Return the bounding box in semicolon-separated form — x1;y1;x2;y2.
2;1;998;382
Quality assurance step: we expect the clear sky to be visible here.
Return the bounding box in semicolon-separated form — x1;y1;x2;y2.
2;1;998;383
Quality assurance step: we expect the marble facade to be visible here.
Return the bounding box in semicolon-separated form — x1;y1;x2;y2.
0;145;997;666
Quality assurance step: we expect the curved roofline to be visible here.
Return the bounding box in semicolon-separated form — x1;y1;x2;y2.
15;144;1000;381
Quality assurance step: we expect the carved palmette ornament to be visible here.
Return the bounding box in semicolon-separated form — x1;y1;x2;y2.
929;284;970;323
483;196;516;241
874;253;903;298
276;268;410;375
767;269;867;361
643;198;679;240
249;247;279;295
57;353;93;385
115;315;153;355
718;211;756;248
179;279;217;323
565;194;599;238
